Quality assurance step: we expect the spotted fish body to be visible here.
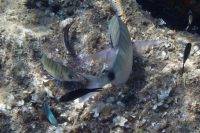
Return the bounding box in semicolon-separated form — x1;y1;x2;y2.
41;54;79;81
108;15;133;85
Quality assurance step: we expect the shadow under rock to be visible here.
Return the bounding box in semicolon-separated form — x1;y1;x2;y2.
136;0;200;34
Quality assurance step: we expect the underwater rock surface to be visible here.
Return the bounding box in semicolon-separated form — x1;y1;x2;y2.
0;0;200;132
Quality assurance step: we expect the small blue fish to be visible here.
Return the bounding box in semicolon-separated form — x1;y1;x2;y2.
43;97;58;126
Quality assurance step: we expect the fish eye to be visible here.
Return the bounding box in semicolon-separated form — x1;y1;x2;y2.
69;75;74;79
108;71;115;81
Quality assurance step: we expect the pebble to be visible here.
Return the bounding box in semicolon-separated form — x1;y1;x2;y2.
193;45;199;51
31;95;38;102
16;39;24;47
17;100;24;106
6;105;11;110
113;116;128;126
7;94;15;103
196;50;200;55
0;103;6;111
31;123;36;129
160;51;167;59
55;127;63;133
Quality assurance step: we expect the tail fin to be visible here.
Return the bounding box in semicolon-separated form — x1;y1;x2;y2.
133;40;166;54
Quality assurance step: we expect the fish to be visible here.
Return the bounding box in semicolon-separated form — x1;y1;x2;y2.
108;15;133;85
41;54;79;81
43;97;58;126
84;15;165;89
64;22;76;56
185;10;193;31
84;15;133;88
59;88;102;102
133;40;166;54
182;43;191;74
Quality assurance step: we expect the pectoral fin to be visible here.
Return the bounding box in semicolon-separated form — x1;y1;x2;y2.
133;40;166;54
82;74;110;89
86;48;119;67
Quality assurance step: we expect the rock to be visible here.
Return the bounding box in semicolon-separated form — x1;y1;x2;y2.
16;39;24;47
31;95;38;102
113;116;128;127
0;103;6;111
17;100;24;107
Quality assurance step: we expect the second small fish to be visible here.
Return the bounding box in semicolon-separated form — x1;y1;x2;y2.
41;54;79;81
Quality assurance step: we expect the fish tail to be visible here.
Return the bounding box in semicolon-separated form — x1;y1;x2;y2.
133;40;166;54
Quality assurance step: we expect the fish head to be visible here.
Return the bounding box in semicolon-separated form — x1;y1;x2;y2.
64;71;80;82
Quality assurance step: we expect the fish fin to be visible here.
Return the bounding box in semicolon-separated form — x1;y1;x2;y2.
83;75;102;89
43;97;58;126
86;48;118;66
83;74;110;89
133;40;166;54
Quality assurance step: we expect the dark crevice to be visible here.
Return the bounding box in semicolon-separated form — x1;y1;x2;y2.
136;0;200;34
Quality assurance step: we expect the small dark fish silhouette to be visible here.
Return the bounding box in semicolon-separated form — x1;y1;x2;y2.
59;88;102;102
64;22;76;56
43;97;58;126
182;43;192;74
185;10;193;31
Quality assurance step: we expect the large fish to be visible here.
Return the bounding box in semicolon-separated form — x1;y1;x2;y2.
108;15;133;85
41;54;79;81
85;15;133;88
85;15;164;88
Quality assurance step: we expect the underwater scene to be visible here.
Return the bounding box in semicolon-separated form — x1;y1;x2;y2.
0;0;200;132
